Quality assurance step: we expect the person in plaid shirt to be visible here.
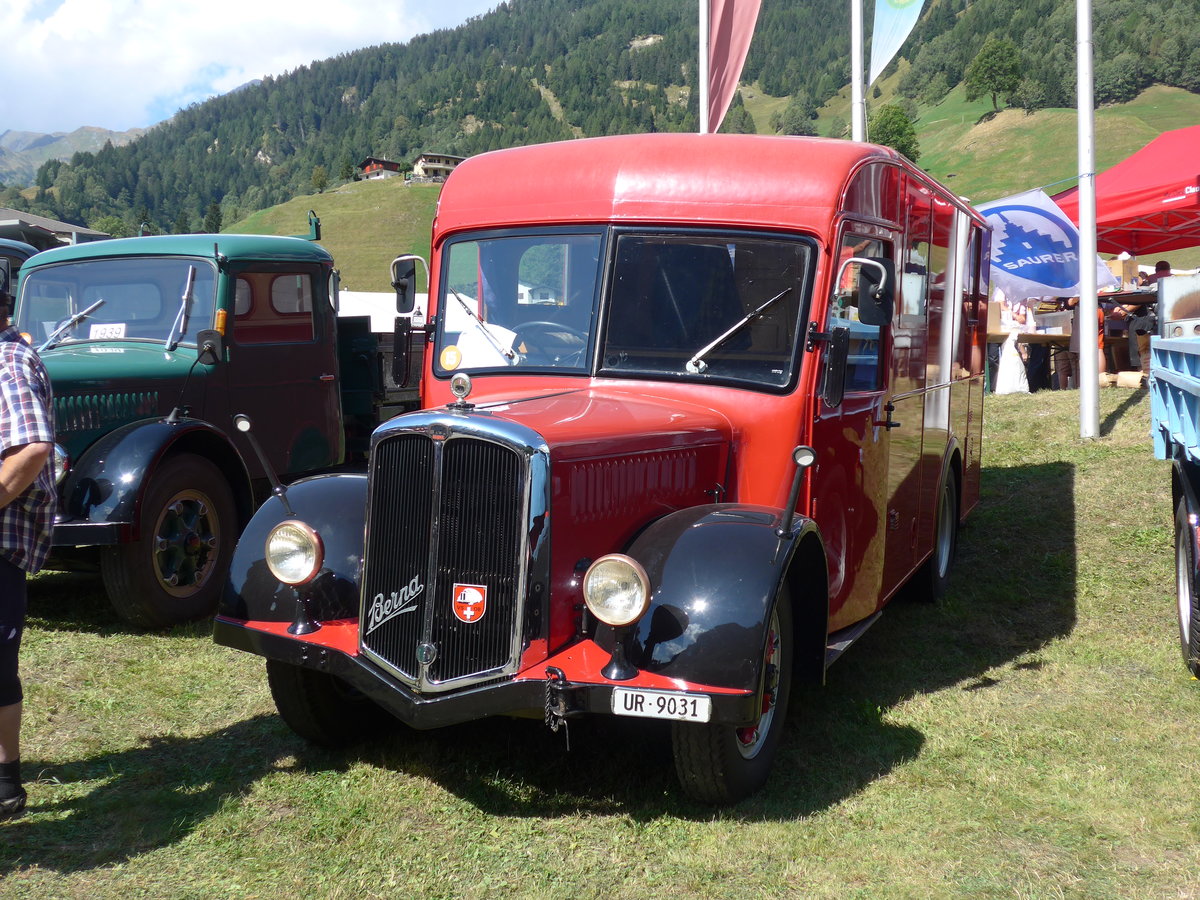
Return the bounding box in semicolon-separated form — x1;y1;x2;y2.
0;288;55;820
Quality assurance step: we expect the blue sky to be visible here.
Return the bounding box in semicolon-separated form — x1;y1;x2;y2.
1;0;500;134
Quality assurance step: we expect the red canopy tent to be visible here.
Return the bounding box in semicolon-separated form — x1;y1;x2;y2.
1052;125;1200;256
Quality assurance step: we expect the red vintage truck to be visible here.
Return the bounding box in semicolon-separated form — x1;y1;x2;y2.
215;133;990;803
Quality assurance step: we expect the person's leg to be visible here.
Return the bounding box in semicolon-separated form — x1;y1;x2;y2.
0;557;26;816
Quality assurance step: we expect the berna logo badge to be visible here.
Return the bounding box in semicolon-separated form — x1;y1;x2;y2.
452;583;487;623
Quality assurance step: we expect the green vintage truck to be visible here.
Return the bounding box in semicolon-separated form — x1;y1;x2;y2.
14;230;421;626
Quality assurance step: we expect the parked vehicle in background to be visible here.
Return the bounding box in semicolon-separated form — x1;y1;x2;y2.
215;133;991;803
0;237;38;296
1148;272;1200;676
14;228;421;626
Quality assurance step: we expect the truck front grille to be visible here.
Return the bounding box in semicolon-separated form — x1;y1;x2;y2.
360;431;526;689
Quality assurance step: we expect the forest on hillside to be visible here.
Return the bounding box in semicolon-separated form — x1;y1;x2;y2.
2;0;1198;236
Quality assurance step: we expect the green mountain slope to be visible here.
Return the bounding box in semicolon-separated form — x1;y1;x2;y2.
233;81;1200;289
11;0;1197;239
227;179;440;293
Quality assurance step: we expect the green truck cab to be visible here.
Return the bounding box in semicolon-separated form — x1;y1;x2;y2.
15;232;417;626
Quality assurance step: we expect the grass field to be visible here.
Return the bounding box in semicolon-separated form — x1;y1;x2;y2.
4;385;1197;898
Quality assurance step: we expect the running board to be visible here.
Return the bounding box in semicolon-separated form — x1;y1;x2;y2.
824;611;883;667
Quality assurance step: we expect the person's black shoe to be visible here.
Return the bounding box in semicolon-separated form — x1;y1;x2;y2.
0;786;26;820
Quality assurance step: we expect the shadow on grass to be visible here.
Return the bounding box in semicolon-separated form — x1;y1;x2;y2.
25;571;141;637
0;715;295;874
1100;386;1148;437
2;461;1077;863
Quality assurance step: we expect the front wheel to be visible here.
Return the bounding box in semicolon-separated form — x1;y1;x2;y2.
100;453;236;628
1175;498;1200;677
266;659;397;746
671;587;792;804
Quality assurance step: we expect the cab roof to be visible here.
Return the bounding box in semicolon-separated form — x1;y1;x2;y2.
436;133;917;237
23;233;333;269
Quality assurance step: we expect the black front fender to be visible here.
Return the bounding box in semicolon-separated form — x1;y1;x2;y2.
597;504;823;693
54;418;251;544
220;473;368;622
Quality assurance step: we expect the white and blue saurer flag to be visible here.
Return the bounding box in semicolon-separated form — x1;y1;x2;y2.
977;189;1118;300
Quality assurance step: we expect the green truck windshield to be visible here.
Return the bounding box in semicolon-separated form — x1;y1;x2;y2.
19;257;218;348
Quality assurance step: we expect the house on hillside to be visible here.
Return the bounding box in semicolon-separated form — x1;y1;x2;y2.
358;157;404;180
410;152;466;182
0;208;109;250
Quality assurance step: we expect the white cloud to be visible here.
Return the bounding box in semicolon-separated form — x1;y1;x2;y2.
0;0;498;133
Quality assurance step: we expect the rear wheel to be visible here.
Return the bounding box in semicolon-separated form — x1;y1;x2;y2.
910;473;958;603
266;659;396;746
100;453;236;628
671;587;792;804
1175;498;1200;677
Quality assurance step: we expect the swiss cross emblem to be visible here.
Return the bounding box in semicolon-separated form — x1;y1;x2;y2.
452;583;487;623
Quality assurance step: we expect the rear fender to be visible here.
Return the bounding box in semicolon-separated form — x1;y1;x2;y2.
595;504;825;693
220;473;368;622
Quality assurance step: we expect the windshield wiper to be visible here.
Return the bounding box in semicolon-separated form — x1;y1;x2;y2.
449;288;516;363
165;266;198;351
684;287;792;374
39;299;106;352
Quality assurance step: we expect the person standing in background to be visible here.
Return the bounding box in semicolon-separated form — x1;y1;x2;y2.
0;289;55;820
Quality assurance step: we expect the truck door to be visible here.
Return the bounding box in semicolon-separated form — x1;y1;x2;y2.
809;232;893;630
881;179;934;597
222;266;343;477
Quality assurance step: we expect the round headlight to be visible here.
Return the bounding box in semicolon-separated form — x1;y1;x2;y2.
52;443;69;486
265;520;324;585
583;554;651;627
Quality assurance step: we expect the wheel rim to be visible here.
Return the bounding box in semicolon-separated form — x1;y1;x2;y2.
1177;522;1193;655
150;488;221;599
736;606;781;760
933;482;955;578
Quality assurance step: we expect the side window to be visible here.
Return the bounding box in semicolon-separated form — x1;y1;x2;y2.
234;278;252;315
829;234;887;392
233;272;315;344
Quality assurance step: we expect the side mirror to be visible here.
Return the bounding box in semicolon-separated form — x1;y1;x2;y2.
856;257;895;326
0;258;10;295
392;317;413;388
391;255;427;315
819;326;850;407
197;329;224;365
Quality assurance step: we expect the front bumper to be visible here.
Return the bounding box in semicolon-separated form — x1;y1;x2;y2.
214;615;759;730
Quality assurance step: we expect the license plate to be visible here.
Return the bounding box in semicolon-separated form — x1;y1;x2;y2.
611;688;712;723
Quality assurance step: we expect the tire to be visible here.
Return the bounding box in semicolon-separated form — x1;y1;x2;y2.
100;453;236;628
910;473;959;604
1175;498;1200;677
671;587;793;804
266;659;396;747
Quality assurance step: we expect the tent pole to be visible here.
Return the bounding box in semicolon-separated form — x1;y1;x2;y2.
1077;0;1099;438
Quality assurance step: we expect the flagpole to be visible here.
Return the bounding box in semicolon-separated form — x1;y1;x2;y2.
851;0;866;140
699;0;710;134
1077;0;1098;438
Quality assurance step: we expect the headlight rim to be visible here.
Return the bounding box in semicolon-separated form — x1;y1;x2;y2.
583;553;651;627
265;519;325;586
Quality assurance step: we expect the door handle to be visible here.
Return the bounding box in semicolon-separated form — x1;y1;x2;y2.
876;402;901;429
316;373;336;382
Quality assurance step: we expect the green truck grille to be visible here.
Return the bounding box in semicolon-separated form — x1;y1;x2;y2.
55;392;159;432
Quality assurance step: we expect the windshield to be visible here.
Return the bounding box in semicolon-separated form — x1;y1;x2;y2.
601;233;811;388
17;257;218;348
435;232;603;374
433;229;812;389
